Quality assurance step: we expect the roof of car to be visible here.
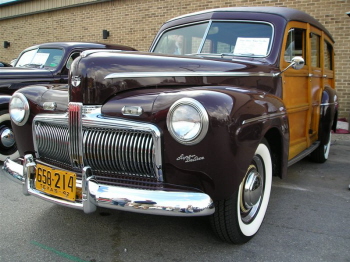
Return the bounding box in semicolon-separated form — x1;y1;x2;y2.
21;42;136;51
168;7;333;41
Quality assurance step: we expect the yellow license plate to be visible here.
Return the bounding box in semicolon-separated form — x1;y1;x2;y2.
35;164;76;201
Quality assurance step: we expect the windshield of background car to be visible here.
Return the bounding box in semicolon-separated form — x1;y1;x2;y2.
152;21;273;57
15;48;64;69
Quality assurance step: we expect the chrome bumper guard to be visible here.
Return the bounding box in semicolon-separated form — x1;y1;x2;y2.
2;155;214;216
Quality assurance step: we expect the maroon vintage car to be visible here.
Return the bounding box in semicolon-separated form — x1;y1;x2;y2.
3;7;337;244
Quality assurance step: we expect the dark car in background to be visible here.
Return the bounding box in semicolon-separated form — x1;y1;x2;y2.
0;42;136;161
3;7;338;244
0;61;12;67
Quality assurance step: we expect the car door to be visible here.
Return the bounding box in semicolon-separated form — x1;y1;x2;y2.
309;26;323;144
280;22;310;160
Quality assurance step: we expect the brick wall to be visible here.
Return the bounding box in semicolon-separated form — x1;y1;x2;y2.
1;0;349;117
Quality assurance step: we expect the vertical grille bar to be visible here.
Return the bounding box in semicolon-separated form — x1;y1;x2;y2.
68;102;83;169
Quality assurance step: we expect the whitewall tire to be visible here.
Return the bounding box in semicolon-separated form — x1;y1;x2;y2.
210;139;272;243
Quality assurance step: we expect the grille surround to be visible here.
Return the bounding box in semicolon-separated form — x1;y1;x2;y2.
32;105;163;182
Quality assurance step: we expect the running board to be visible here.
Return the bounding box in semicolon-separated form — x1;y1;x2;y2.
287;141;320;167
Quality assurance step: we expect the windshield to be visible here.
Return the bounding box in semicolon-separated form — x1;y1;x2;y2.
153;21;273;57
15;48;64;69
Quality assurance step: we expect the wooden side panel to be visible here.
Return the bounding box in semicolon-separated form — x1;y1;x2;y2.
280;22;335;161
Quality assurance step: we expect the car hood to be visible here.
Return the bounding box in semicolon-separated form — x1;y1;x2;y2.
69;51;277;105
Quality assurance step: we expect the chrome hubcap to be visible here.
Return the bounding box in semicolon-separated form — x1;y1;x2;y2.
241;156;265;223
1;128;15;148
243;168;263;209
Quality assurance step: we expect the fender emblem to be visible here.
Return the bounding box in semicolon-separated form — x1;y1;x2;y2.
71;76;81;87
176;154;205;163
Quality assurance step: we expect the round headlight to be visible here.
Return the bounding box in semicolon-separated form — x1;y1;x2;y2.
9;93;30;126
167;98;209;145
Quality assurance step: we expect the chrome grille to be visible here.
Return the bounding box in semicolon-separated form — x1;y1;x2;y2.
82;127;155;177
35;122;70;164
33;107;162;181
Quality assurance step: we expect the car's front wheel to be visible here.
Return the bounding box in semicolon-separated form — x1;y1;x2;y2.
0;110;19;162
210;139;272;244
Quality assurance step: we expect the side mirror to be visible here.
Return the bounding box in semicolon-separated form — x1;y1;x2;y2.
291;56;305;70
274;56;305;77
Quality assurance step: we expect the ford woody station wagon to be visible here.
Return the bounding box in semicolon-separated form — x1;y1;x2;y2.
3;7;338;244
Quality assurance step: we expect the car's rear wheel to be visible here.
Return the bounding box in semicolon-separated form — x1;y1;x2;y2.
310;132;331;163
0;110;19;162
210;139;272;244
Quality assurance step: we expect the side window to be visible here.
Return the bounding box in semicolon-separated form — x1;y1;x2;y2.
66;52;81;70
61;52;81;75
153;23;209;55
324;40;333;70
311;33;321;68
284;28;306;62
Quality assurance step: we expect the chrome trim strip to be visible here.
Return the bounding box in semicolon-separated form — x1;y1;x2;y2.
2;157;214;217
105;71;274;79
69;103;84;169
81;49;124;58
320;102;336;106
242;112;286;125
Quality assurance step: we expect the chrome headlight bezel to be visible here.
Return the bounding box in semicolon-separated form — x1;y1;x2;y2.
9;92;30;126
166;98;209;145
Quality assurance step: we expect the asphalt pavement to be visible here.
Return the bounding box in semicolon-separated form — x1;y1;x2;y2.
0;134;349;262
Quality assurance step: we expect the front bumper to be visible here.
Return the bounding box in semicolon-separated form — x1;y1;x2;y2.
2;155;214;216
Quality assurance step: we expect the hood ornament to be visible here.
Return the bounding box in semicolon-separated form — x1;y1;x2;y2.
71;76;81;87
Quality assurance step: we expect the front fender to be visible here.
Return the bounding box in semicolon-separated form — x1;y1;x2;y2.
152;87;288;200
